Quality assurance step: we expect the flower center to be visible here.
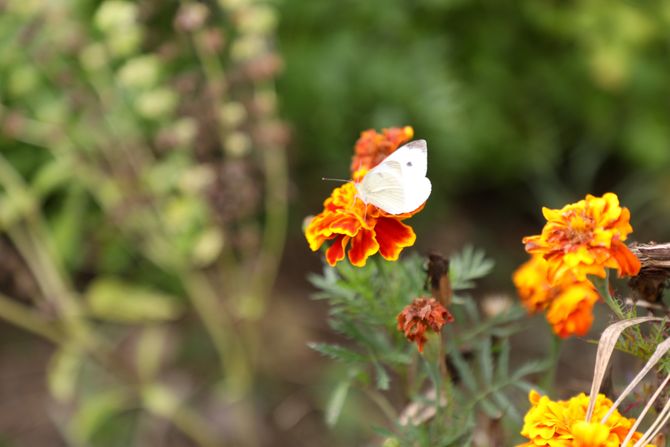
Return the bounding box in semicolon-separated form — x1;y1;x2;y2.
563;211;594;247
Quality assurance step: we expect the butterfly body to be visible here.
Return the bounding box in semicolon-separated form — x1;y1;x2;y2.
354;140;431;215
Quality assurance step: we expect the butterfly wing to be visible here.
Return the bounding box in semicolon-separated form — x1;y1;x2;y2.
356;139;431;215
357;161;407;214
382;139;427;178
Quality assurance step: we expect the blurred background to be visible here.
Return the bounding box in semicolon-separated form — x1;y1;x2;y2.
1;0;670;446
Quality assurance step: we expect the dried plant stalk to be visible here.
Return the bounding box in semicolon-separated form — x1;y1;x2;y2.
621;373;670;446
586;317;663;422
602;336;670;422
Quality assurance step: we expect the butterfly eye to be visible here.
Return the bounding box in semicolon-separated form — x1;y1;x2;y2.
407;162;413;167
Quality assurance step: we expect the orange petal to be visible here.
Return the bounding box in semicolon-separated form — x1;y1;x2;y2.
347;229;379;267
375;217;416;261
329;213;362;237
325;235;349;266
610;240;641;277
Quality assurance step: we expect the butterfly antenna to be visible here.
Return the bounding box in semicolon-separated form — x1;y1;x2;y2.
322;177;349;182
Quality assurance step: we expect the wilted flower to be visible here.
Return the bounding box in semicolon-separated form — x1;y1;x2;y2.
513;255;600;338
523;193;640;283
305;126;425;266
517;390;653;447
397;297;453;352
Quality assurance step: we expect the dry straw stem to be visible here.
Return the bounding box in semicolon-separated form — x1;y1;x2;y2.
630;243;670;271
585;317;662;422
585;317;670;447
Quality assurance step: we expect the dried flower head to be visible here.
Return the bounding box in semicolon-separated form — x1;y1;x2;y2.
397;297;453;352
517;390;653;447
523;193;640;283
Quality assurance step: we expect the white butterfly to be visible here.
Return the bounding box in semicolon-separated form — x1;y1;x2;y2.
355;139;432;215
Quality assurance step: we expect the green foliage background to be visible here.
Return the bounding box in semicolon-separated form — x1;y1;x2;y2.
279;0;670;235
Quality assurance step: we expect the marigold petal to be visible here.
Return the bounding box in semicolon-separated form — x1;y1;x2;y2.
523;193;638;283
347;229;379;267
328;213;363;237
375;217;416;261
325;235;349;266
610;240;641;277
546;283;599;338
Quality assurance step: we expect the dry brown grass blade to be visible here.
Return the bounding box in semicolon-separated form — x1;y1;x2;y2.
621;373;670;447
602;336;670;424
634;396;670;447
585;317;663;422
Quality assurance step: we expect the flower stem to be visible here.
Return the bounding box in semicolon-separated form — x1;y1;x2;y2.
0;292;63;344
593;271;625;320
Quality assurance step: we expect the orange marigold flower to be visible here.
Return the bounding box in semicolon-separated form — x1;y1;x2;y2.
397;297;453;352
350;126;414;173
306;126;424;267
305;181;421;266
513;255;555;313
523;193;641;283
513;256;600;338
546;281;599;338
517;390;653;447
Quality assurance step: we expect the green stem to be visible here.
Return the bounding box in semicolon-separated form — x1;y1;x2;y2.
593;272;625;320
180;271;251;393
0;292;63;344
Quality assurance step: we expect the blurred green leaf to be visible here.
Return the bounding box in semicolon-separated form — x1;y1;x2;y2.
47;345;84;403
325;379;350;427
141;384;180;418
52;184;88;269
135;326;169;381
450;246;495;291
31;158;73;198
69;389;133;444
85;278;184;323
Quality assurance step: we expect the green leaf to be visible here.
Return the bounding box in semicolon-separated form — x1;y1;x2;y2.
47;345;84;403
496;339;510;383
373;361;390;390
450;245;494;290
478;337;493;384
492;391;520;422
69;389;133;443
479;397;501;418
135;326;169;381
449;349;477;392
325;379;350;427
31;158;72;198
85;278;184;323
308;342;367;364
51;184;87;269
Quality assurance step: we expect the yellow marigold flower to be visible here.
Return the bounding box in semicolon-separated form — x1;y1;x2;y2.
517;390;654;447
523;193;641;283
513;256;600;338
571;421;614;447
